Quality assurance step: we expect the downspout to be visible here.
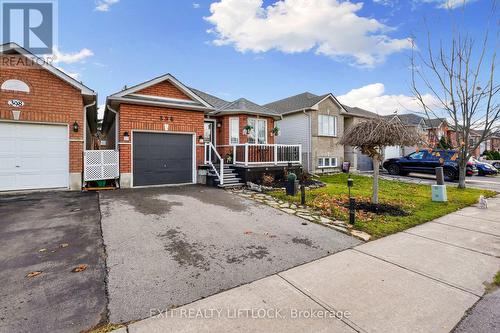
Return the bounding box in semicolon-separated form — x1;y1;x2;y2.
83;100;97;150
303;109;312;173
106;105;119;150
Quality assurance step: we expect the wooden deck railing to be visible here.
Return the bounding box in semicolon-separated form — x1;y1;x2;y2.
232;144;302;166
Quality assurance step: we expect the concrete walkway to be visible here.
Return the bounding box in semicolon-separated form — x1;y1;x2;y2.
115;197;500;333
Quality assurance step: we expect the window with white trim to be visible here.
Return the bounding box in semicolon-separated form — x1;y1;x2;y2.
247;118;267;144
1;79;30;93
318;115;337;136
229;117;239;144
318;157;337;168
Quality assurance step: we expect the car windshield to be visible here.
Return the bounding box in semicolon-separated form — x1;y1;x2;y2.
409;151;425;160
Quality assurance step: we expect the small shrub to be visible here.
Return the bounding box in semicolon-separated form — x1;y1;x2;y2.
262;173;275;186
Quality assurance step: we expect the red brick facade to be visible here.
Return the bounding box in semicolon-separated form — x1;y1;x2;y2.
0;55;86;173
137;80;192;100
118;104;205;173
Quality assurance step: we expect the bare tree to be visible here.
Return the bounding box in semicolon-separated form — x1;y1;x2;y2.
410;6;499;188
340;118;421;204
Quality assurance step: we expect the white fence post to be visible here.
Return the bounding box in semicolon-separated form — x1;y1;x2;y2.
298;145;302;165
220;160;224;185
274;145;278;165
245;143;249;166
233;145;236;164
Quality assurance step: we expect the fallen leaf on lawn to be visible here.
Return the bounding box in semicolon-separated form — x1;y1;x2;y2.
38;248;47;253
60;243;69;248
26;271;42;278
72;264;88;273
244;231;253;235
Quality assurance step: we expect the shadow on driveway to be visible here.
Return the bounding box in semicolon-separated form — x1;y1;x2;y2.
0;191;107;333
100;185;361;324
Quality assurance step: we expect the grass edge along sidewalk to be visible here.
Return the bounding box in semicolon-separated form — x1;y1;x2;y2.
270;173;496;239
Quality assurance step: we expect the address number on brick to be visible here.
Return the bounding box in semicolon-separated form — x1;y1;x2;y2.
8;99;25;108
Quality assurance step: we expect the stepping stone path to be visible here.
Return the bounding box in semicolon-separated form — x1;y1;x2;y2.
231;189;371;242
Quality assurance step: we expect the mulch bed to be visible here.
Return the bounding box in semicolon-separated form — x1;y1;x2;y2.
345;201;409;216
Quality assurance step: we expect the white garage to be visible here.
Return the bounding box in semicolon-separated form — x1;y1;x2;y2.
0;122;69;191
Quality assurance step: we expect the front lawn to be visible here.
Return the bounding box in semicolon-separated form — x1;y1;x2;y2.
270;173;496;239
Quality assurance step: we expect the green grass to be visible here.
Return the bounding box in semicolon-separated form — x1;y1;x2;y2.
271;173;495;239
494;271;500;287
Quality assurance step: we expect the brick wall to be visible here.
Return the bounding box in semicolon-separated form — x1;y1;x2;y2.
0;55;86;173
214;115;275;158
118;103;205;173
137;81;192;100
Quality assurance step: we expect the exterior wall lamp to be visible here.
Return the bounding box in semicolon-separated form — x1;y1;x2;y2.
198;135;204;144
124;131;130;141
73;121;79;132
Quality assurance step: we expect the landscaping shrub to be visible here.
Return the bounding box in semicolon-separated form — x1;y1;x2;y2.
262;173;275;187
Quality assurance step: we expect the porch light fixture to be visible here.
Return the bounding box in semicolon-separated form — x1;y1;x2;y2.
124;132;130;141
217;121;222;128
73;121;79;132
198;135;204;144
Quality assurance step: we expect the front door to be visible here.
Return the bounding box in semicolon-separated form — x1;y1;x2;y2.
204;121;217;163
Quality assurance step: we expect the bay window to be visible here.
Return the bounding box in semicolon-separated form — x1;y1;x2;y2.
248;118;267;144
318;115;337;136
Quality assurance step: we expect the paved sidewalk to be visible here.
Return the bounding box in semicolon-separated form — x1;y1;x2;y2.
115;197;500;333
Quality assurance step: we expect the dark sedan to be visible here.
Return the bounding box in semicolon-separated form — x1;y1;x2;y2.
383;150;477;181
471;158;499;176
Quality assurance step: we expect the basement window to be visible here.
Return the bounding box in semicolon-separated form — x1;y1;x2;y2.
318;157;337;168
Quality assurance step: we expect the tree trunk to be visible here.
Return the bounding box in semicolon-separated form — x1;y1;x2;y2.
372;158;380;204
458;161;467;189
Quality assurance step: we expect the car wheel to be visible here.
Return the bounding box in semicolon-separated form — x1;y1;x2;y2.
443;169;457;181
478;170;484;176
388;164;401;175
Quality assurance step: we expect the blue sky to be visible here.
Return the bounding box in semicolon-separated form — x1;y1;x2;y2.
7;0;497;116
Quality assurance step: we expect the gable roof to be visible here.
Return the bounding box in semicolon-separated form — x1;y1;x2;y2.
264;92;347;115
423;118;446;129
1;42;96;96
383;113;425;126
108;73;214;111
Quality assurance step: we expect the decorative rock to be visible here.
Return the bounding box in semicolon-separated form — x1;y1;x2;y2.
290;204;298;209
279;203;290;208
319;217;332;224
297;214;316;222
351;230;371;241
280;208;296;214
330;225;349;233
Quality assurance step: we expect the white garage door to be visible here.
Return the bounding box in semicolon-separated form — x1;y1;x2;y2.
0;122;69;191
384;146;402;160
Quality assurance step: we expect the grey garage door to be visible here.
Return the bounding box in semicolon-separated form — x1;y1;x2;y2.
133;132;193;187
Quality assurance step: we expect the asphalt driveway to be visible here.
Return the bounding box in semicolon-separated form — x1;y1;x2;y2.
99;185;360;324
0;191;107;333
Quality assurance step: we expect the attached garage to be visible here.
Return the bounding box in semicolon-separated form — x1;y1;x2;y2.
0;122;69;191
133;132;195;187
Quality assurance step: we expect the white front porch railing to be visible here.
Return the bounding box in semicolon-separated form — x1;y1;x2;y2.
232;144;302;166
204;142;224;185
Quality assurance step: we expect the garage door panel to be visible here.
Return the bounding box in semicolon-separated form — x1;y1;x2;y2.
133;132;193;187
0;122;69;191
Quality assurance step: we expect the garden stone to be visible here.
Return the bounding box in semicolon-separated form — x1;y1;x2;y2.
280;208;296;215
297;214;316;222
320;217;332;224
279;203;290;208
351;230;371;241
330;225;349;233
290;204;298;209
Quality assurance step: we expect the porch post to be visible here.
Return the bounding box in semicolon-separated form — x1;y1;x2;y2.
274;145;278;165
299;145;302;165
233;145;236;164
244;143;249;166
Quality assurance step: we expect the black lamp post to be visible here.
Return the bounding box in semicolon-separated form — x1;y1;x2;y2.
348;177;355;225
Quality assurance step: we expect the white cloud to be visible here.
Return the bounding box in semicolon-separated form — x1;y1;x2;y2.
205;0;411;67
51;47;94;64
438;0;476;9
55;66;80;80
193;3;201;9
95;0;120;12
338;83;439;115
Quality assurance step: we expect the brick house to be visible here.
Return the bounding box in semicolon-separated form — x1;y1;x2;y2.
0;43;97;191
101;74;300;188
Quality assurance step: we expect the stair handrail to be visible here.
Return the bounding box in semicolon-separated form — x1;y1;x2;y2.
204;142;224;185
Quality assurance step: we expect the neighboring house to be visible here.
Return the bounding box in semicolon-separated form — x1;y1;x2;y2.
0;43;98;191
264;92;382;173
101;74;301;188
265;92;348;174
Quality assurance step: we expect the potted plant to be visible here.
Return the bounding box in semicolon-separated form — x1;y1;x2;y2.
270;126;280;137
286;172;299;196
243;125;253;135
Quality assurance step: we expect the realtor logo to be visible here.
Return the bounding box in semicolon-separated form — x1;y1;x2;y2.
1;0;57;54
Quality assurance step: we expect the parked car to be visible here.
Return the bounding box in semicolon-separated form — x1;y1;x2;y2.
470;158;498;176
383;150;477;181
